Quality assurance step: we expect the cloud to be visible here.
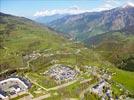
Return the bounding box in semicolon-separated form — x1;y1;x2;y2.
94;4;114;11
34;0;134;17
94;0;120;11
123;1;134;7
127;0;134;4
34;6;90;17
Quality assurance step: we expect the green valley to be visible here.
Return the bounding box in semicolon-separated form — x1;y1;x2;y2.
0;3;134;100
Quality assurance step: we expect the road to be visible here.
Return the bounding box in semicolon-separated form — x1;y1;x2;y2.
80;78;92;84
47;79;78;91
25;74;48;91
32;93;51;100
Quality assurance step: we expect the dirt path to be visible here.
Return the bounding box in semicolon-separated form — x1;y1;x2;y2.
25;74;48;91
80;78;91;84
32;93;51;100
48;79;78;91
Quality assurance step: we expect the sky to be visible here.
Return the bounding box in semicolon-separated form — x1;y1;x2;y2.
1;0;134;19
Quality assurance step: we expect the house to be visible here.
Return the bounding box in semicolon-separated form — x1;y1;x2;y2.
0;77;31;99
0;89;8;100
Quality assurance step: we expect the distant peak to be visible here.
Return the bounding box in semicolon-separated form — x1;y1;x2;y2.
122;2;134;8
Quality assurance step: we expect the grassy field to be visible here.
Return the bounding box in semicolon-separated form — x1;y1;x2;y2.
27;72;57;88
112;68;134;94
0;13;134;99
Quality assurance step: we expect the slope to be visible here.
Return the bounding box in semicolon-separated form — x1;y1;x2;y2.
47;5;134;41
84;30;134;71
0;12;71;72
0;12;134;95
0;12;105;74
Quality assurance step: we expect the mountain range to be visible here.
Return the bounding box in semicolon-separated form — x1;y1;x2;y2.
35;5;134;71
35;14;68;24
44;5;134;41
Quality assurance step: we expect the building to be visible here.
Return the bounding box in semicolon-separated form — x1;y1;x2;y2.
0;89;8;100
0;77;31;99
